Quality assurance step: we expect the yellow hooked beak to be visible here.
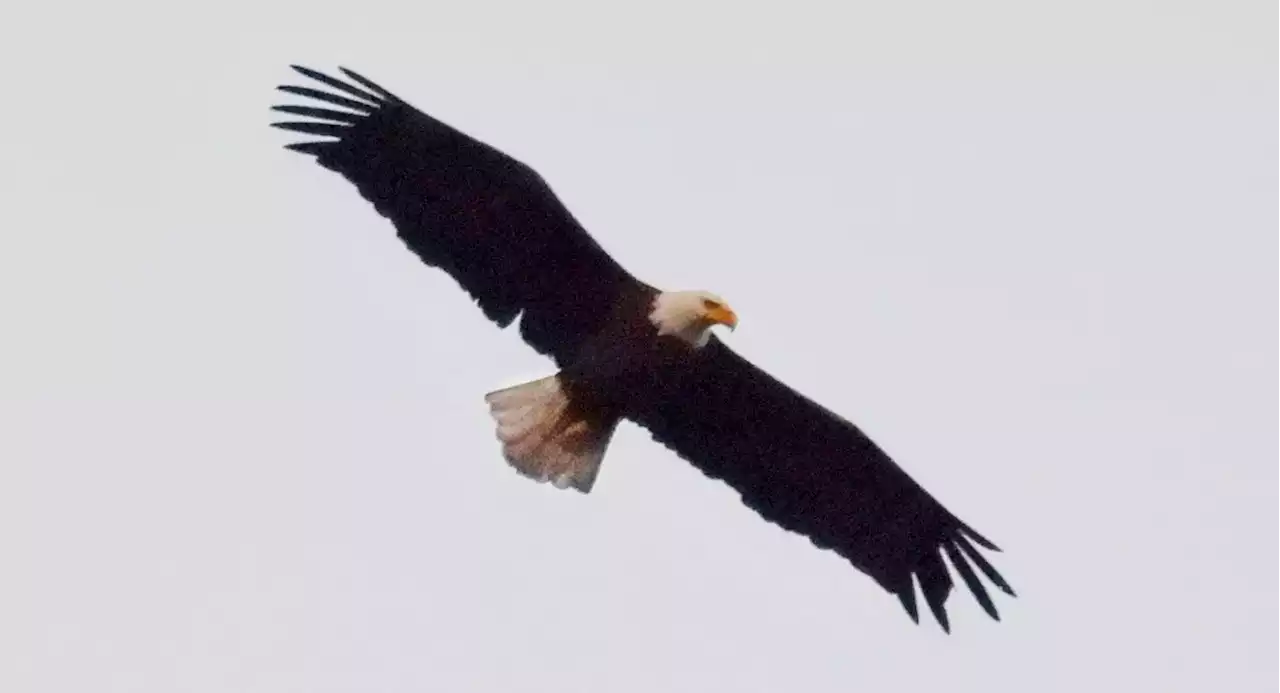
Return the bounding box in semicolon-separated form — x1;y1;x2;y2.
706;305;739;331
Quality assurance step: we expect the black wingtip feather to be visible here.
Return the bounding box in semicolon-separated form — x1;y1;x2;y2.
271;121;350;137
916;551;955;632
955;534;1017;597
896;578;920;624
924;592;952;633
283;141;331;155
943;541;1000;621
934;608;952;634
290;65;385;106
338;66;398;101
271;104;363;124
276;85;378;114
959;523;1001;552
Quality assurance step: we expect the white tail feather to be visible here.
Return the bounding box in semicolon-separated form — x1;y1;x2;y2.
484;376;617;493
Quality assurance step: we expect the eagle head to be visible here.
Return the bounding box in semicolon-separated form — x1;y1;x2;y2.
649;290;738;347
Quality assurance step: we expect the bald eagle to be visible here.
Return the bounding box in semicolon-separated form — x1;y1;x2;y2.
271;65;1016;632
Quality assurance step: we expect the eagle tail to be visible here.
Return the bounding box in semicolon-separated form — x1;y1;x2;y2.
484;375;618;493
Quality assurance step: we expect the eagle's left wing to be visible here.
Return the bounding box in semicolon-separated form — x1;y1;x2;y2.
626;336;1016;631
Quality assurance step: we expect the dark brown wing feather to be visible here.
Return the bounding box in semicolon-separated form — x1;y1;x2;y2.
626;336;1016;632
271;66;640;366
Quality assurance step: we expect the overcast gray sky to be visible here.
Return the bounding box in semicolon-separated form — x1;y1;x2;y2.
1;1;1275;691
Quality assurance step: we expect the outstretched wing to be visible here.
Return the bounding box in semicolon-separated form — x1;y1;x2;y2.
627;336;1016;632
272;65;641;366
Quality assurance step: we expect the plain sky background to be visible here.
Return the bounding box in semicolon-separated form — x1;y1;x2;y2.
1;1;1275;691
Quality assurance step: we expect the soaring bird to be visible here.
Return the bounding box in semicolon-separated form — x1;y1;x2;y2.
271;65;1016;632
